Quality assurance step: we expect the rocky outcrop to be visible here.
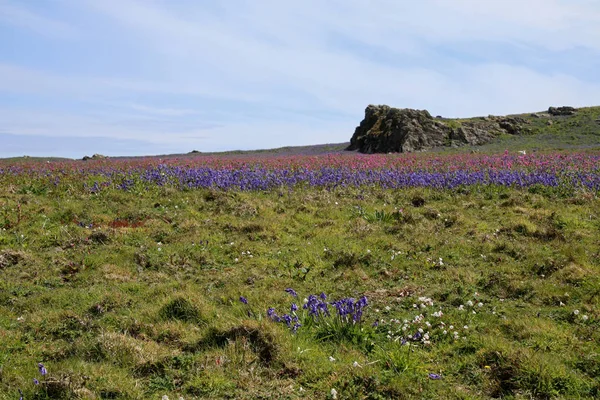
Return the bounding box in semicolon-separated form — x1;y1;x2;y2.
347;105;527;154
548;106;577;116
82;154;108;161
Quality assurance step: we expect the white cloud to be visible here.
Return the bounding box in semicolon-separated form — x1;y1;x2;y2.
127;104;199;117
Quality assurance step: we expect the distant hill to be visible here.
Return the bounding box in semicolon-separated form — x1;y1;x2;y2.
2;106;599;162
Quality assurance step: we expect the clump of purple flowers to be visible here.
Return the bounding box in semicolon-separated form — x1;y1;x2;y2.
267;289;369;334
303;292;330;320
331;296;368;324
267;306;301;333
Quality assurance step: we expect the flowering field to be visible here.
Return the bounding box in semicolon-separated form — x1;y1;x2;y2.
2;151;600;193
1;150;599;399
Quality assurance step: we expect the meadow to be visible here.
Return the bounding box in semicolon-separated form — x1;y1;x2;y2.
1;150;599;399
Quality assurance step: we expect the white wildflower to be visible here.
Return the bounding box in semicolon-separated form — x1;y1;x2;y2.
329;356;336;362
331;388;338;399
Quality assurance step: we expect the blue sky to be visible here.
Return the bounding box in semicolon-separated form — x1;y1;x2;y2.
1;0;599;158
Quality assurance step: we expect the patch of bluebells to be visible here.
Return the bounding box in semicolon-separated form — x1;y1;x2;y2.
267;306;301;333
267;289;369;333
5;152;600;193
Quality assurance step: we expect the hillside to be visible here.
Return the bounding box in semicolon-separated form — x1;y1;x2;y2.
348;105;600;154
2;106;600;163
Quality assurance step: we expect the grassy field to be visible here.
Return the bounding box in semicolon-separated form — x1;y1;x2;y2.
1;167;599;399
1;111;600;399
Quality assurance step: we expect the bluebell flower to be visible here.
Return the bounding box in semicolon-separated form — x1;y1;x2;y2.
267;307;281;322
284;288;298;297
291;303;298;312
33;378;39;384
320;292;327;300
428;373;442;380
239;296;248;305
19;389;23;400
281;314;293;327
358;296;368;307
38;363;47;376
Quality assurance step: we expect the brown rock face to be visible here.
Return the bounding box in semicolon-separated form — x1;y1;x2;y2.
347;105;525;154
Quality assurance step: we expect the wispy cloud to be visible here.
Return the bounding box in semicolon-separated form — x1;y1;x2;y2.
127;104;199;117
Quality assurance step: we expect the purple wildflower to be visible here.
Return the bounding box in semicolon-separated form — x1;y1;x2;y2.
239;296;248;305
33;378;39;385
267;307;281;322
320;292;327;300
291;303;298;312
428;373;442;380
284;288;298;297
19;389;23;400
281;314;293;327
38;363;47;376
372;320;379;327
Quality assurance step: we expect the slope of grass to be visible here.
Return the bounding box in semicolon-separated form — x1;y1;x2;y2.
434;106;600;154
1;176;599;399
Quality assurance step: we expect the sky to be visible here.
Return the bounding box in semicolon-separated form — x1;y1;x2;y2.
1;0;599;158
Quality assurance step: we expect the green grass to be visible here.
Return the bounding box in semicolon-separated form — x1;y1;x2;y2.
1;178;600;399
434;106;600;154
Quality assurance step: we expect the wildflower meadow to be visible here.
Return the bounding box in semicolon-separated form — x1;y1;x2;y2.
0;149;599;399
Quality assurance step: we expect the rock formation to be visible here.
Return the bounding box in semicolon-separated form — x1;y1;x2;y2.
82;154;108;161
347;105;528;154
548;106;577;116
